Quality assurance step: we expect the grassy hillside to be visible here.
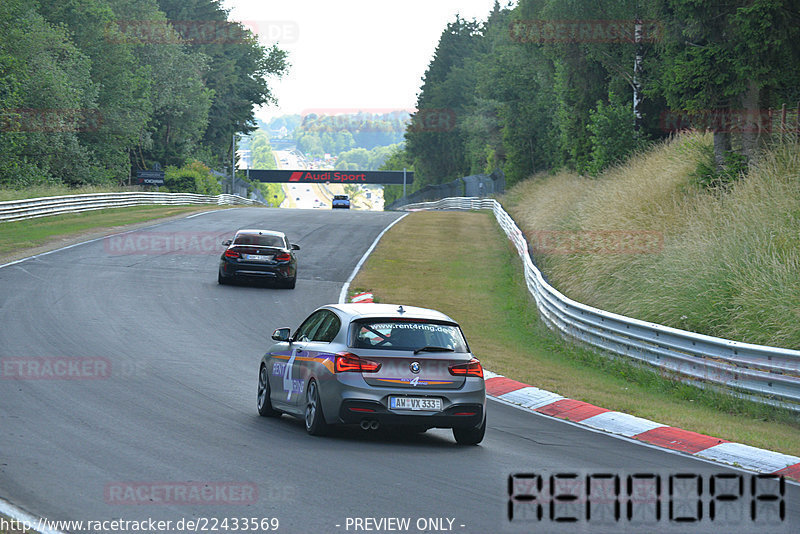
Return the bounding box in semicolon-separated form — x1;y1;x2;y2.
502;133;800;349
350;211;800;456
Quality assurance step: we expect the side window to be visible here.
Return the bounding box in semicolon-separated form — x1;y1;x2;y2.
294;311;327;342
313;312;341;343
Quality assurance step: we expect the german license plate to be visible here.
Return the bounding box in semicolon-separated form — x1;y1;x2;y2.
389;397;442;411
244;254;272;261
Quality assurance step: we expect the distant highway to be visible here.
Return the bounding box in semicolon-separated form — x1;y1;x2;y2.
273;147;385;210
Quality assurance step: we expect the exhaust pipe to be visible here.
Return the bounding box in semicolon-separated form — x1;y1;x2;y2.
360;419;380;431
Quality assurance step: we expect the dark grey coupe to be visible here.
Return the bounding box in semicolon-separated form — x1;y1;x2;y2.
218;229;299;288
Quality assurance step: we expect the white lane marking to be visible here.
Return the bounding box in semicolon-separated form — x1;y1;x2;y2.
0;497;65;534
0;210;220;270
338;213;409;304
185;210;219;219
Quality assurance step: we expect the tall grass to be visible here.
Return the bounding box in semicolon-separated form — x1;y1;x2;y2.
503;133;800;349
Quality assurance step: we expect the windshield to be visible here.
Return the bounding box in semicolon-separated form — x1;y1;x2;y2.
350;319;468;352
233;234;285;248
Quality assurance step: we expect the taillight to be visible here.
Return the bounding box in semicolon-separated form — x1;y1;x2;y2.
275;252;291;262
335;352;381;373
449;358;483;378
224;249;240;258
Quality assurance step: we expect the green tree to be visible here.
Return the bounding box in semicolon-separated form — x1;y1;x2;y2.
587;91;639;174
652;0;800;169
157;0;288;168
0;0;34;186
108;0;213;171
379;145;414;206
1;0;104;186
38;0;153;183
249;130;277;169
405;16;483;186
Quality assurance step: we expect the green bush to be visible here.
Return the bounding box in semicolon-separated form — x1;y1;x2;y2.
587;92;639;175
164;160;221;195
690;142;748;190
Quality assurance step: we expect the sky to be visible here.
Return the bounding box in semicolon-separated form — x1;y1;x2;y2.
222;0;507;121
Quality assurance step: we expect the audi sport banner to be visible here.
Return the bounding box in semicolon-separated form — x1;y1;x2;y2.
247;169;413;185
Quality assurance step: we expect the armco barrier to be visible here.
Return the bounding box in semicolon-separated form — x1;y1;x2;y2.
395;197;800;412
0;192;262;223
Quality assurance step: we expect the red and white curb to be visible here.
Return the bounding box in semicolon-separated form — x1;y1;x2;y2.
484;370;800;482
351;292;374;303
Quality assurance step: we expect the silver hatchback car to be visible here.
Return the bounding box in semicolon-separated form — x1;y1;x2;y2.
258;303;486;444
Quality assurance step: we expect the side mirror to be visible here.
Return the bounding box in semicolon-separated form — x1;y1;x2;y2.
271;327;291;342
222;239;232;246
291;243;300;251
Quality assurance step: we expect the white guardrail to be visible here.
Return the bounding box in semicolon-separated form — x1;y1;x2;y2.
0;192;262;223
397;197;800;412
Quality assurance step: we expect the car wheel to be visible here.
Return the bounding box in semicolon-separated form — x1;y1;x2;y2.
217;270;226;285
283;277;296;289
257;364;279;417
304;379;329;436
453;416;486;445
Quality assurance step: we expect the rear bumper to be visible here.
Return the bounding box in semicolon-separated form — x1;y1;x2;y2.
338;400;484;429
219;259;295;280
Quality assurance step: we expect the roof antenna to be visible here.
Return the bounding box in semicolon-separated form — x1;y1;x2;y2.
397;305;405;315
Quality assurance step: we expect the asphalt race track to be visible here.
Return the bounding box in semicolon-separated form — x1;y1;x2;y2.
0;207;797;534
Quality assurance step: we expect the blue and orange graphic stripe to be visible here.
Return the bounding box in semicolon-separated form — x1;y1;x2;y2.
373;378;455;386
273;352;335;373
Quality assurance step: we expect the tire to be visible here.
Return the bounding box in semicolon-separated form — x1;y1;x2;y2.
257;364;279;417
217;270;226;285
283;277;296;289
304;379;329;436
453;415;486;445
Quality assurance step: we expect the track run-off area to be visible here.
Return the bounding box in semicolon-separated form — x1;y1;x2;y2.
1;207;797;534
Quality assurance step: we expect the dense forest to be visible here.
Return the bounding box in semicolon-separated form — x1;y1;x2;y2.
387;0;800;197
0;0;287;188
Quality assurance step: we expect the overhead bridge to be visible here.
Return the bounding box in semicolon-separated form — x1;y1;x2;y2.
245;169;413;185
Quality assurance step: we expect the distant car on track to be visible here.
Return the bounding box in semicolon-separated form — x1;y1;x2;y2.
218;229;299;288
257;303;486;444
331;195;350;209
